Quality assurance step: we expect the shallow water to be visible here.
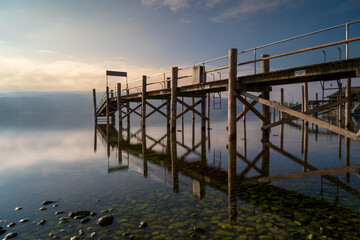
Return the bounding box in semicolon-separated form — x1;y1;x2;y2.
1;111;360;239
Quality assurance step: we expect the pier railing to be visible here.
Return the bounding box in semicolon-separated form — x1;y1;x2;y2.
102;19;360;98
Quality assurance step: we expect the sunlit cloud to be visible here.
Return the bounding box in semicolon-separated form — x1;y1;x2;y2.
178;17;191;24
141;0;189;11
205;0;224;8
0;53;168;92
38;49;59;55
211;0;289;22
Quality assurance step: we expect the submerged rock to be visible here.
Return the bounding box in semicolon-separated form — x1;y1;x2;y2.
69;211;90;219
3;232;17;239
53;204;58;208
97;215;114;227
80;218;91;224
90;212;97;217
58;220;70;226
194;227;205;233
78;230;84;235
42;201;58;205
70;236;80;240
14;207;22;211
19;218;29;223
90;232;97;237
38;220;46;225
7;223;16;228
0;230;6;237
55;211;65;215
39;207;47;211
138;221;148;228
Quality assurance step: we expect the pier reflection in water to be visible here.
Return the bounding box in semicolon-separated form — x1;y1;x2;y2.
95;114;360;239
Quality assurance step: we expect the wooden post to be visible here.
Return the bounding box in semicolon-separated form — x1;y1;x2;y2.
170;67;178;132
345;23;351;129
280;88;284;120
302;121;309;172
207;93;210;129
228;48;237;140
106;86;110;124
92;89;97;122
345;136;350;183
315;92;319;117
338;82;343;123
301;85;305;113
141;75;147;129
261;54;270;141
117;83;122;130
304;82;309;112
201;95;206;132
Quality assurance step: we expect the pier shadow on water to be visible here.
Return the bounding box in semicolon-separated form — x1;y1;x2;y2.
0;112;360;239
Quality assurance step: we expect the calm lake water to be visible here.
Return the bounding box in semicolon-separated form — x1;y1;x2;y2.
1;109;360;239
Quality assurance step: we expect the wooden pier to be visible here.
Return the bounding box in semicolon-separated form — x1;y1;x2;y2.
93;36;360;142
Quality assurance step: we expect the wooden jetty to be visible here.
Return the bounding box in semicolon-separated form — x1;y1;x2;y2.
93;20;360;143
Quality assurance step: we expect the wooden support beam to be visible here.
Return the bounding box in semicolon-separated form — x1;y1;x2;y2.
261;54;271;142
263;91;360;130
141;75;147;128
176;98;207;120
145;101;167;119
228;48;237;140
121;104;142;120
92;89;97;121
117;83;122;129
241;91;360;141
106;86;110;124
280;88;284;120
235;94;261;121
235;93;265;121
171;67;178;132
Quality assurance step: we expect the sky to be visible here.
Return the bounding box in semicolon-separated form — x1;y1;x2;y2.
0;0;360;101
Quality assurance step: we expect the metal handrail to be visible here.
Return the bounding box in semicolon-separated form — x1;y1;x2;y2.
120;19;360;90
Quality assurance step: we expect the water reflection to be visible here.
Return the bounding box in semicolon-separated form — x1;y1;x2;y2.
95;117;360;238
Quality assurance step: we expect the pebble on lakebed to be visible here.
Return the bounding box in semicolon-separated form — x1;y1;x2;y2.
7;223;16;228
3;232;17;239
97;215;114;227
14;207;22;211
42;200;58;205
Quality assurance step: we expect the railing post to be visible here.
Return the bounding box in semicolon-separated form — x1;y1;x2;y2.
170;67;178;132
141;75;147;129
117;83;122;130
228;48;237;140
106;86;110;124
92;89;97;123
338;82;342;122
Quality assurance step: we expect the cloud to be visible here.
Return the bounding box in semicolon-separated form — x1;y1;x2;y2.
38;49;59;55
211;0;289;22
141;0;189;11
205;0;223;8
178;17;191;24
0;53;168;92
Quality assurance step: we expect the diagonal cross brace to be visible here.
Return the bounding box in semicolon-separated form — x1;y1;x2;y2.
121;104;142;120
236;93;265;122
241;91;360;142
176;98;208;120
236;93;262;122
146;101;168;119
263;91;360;130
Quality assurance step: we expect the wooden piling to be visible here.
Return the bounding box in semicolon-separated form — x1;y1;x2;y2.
304;82;309;112
261;54;270;141
280;88;284;120
228;48;237;140
301;85;305;113
117;83;122;130
338;82;342;123
106;86;110;124
201;95;206;132
141;75;147;128
92;89;97;122
170;67;178;132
